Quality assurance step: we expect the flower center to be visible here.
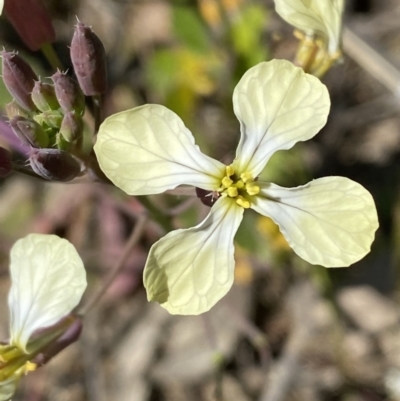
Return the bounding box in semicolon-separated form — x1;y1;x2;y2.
0;345;36;381
218;165;260;208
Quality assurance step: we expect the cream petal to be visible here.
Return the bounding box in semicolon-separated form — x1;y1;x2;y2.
232;60;330;177
8;234;87;352
144;196;244;315
0;0;3;15
252;177;379;267
0;375;19;401
274;0;344;54
94;105;225;195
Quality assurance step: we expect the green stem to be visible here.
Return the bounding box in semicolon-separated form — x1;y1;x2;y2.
40;43;63;71
92;95;102;136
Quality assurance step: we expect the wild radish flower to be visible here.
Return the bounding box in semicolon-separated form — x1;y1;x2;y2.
94;59;378;315
0;234;86;400
274;0;345;76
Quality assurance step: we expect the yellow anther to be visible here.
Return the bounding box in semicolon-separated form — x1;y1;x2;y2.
221;176;233;188
240;172;253;183
227;187;238;197
226;165;235;177
246;183;260;196
236;196;250;209
25;362;37;372
235;180;244;189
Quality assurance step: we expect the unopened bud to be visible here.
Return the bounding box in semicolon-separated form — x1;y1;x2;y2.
51;71;85;115
4;0;56;51
10;116;48;147
0;147;13;177
5;100;29;119
35;110;63;128
31;315;83;366
70;21;107;96
1;50;38;111
31;81;60;112
30;148;81;181
60;111;83;143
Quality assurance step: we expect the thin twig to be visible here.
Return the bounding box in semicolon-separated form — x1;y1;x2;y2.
79;212;148;315
342;26;400;97
259;282;319;401
224;302;271;369
166;197;198;216
202;314;224;401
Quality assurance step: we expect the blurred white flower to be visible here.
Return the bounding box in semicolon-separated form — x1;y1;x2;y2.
0;234;86;400
274;0;345;76
94;59;378;315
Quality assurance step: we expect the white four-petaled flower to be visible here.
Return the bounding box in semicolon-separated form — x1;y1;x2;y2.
0;234;86;401
94;59;378;315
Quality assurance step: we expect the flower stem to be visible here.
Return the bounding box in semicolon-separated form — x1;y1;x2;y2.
40;43;63;70
92;95;102;136
79;213;148;316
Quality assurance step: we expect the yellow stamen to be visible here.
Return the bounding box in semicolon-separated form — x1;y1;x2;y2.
235;180;244;189
221;176;233;188
226;165;235;177
240;172;253;183
227;187;238;197
236;196;250;209
25;362;37;373
246;183;260;196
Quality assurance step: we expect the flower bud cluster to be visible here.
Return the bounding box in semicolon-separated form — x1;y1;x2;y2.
0;20;107;182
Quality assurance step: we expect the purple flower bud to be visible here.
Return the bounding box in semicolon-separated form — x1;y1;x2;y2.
10;115;49;147
30;148;81;181
70;21;107;96
4;0;56;51
0;147;13;177
31;315;83;366
1;50;38;111
51;70;85;115
31;81;60;112
60;111;83;143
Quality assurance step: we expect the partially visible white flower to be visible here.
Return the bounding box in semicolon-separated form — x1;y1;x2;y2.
0;0;3;15
274;0;344;56
0;234;86;400
94;59;378;315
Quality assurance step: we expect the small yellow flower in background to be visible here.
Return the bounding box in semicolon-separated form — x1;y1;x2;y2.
94;59;378;316
274;0;345;77
0;234;86;400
